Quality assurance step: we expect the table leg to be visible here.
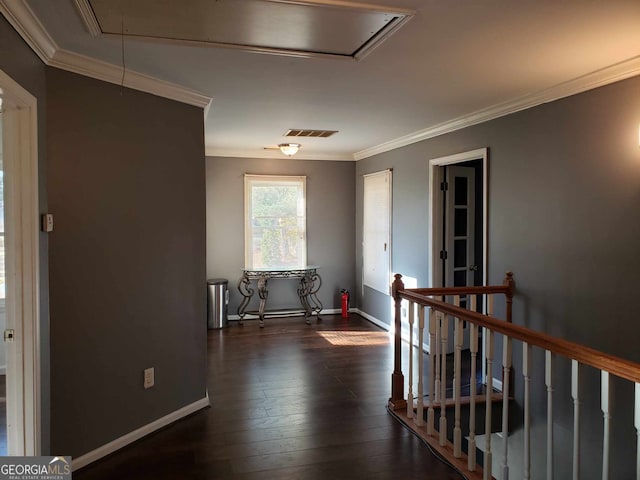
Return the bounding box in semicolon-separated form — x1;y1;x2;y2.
237;274;254;326
257;275;269;328
298;272;323;325
307;272;323;319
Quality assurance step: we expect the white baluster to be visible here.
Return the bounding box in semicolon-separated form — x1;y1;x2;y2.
546;350;554;480
501;335;512;480
416;305;425;427
427;308;437;435
635;382;639;480
482;295;494;387
601;371;610;480
468;295;478;472
484;329;494;480
572;360;580;480
453;296;462;457
523;343;532;480
407;301;414;419
440;311;449;446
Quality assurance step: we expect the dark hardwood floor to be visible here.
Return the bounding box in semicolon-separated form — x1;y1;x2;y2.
75;314;464;479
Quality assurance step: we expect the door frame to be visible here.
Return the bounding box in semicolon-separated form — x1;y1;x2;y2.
428;148;488;289
0;68;41;455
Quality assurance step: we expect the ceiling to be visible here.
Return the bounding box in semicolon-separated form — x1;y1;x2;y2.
5;0;640;160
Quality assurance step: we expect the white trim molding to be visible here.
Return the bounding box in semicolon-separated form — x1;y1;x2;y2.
49;49;211;109
205;147;354;162
427;148;489;289
5;0;640;161
0;0;212;110
353;308;389;332
354;54;640;160
0;67;41;456
0;0;57;63
72;396;210;471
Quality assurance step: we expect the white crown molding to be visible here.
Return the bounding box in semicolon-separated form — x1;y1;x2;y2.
0;0;57;63
354;54;640;160
205;147;355;162
49;49;211;108
0;0;211;109
5;0;640;158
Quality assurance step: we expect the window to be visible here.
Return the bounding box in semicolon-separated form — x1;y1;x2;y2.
363;169;392;294
244;175;307;269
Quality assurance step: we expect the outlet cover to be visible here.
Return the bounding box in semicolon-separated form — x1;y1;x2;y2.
144;367;154;389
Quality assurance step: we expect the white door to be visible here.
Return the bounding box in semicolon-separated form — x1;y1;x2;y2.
443;166;476;308
429;150;488;370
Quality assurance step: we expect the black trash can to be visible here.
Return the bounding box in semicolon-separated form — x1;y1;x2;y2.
207;278;229;329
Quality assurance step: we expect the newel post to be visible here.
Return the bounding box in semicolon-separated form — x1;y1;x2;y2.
389;274;407;410
504;271;515;324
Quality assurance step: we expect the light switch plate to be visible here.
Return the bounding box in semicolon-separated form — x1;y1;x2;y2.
41;213;54;232
144;367;154;389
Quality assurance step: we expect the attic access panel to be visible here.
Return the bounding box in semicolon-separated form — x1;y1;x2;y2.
79;0;414;60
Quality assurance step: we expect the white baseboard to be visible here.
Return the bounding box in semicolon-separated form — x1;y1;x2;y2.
353;308;390;331
72;395;210;471
492;377;503;392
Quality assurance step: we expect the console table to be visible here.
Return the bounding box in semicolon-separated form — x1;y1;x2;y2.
237;266;323;327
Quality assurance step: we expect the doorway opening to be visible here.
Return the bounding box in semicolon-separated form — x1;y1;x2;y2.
427;149;488;361
429;149;488;290
0;68;41;456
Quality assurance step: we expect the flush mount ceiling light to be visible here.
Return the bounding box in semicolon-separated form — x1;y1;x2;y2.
278;143;301;157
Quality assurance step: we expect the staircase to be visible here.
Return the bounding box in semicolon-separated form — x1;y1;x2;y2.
388;272;640;480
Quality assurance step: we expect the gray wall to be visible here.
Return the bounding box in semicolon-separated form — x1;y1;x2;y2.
206;156;355;317
0;14;50;454
355;76;640;478
46;68;207;457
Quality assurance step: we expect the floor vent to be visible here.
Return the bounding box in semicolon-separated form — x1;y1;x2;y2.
284;129;338;138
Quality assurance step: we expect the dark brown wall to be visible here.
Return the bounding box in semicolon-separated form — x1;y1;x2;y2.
0;15;50;454
46;68;207;457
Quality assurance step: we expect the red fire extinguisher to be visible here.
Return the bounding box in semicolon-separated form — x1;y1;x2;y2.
340;289;350;318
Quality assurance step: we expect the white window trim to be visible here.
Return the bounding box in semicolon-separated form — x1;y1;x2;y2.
244;174;307;269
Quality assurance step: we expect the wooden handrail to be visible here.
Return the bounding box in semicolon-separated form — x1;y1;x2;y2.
391;272;640;480
388;273;515;410
394;276;640;384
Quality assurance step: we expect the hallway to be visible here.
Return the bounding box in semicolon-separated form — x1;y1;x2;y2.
75;314;463;479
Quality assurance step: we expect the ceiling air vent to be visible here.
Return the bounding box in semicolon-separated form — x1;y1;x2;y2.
285;129;338;138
